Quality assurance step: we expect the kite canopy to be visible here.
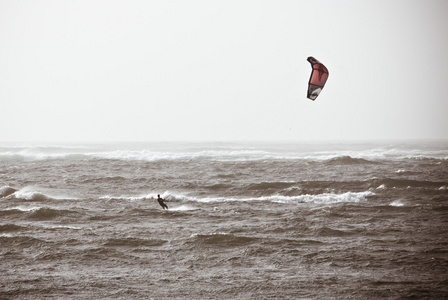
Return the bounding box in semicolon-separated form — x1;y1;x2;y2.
307;57;329;100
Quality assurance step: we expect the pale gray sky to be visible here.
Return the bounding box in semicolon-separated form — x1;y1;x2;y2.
1;0;447;142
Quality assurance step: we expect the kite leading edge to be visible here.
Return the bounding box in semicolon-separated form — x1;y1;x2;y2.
307;57;329;101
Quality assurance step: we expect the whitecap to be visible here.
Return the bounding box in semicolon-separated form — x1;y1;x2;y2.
390;200;404;207
44;225;82;230
14;190;51;201
268;191;375;204
162;191;375;205
376;184;386;190
6;206;41;212
169;205;197;211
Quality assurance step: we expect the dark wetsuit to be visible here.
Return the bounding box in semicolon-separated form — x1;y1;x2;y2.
157;195;168;210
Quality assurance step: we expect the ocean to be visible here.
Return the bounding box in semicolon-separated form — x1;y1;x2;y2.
1;141;447;299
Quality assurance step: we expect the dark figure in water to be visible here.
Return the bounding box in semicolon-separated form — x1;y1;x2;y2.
157;194;168;210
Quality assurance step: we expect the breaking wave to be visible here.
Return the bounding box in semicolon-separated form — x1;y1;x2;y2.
0;206;76;220
0;186;16;198
1;142;447;162
99;191;374;205
28;207;68;220
11;189;54;202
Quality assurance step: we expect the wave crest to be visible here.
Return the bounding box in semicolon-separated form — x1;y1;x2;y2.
325;156;378;165
28;207;71;220
13;190;53;202
122;191;375;205
0;186;16;198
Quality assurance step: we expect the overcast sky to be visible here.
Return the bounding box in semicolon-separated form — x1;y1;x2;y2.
1;0;447;143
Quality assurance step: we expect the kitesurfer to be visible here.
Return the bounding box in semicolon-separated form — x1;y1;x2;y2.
157;194;168;210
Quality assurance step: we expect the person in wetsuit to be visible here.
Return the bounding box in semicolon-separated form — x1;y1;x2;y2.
157;194;168;210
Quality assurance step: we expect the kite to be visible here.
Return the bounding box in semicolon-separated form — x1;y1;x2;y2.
307;57;329;100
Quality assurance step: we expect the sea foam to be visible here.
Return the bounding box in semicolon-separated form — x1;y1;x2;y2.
133;191;375;204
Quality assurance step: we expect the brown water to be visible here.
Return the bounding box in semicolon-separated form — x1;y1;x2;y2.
1;142;447;299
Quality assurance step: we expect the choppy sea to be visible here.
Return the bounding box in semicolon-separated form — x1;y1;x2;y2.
1;141;447;299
